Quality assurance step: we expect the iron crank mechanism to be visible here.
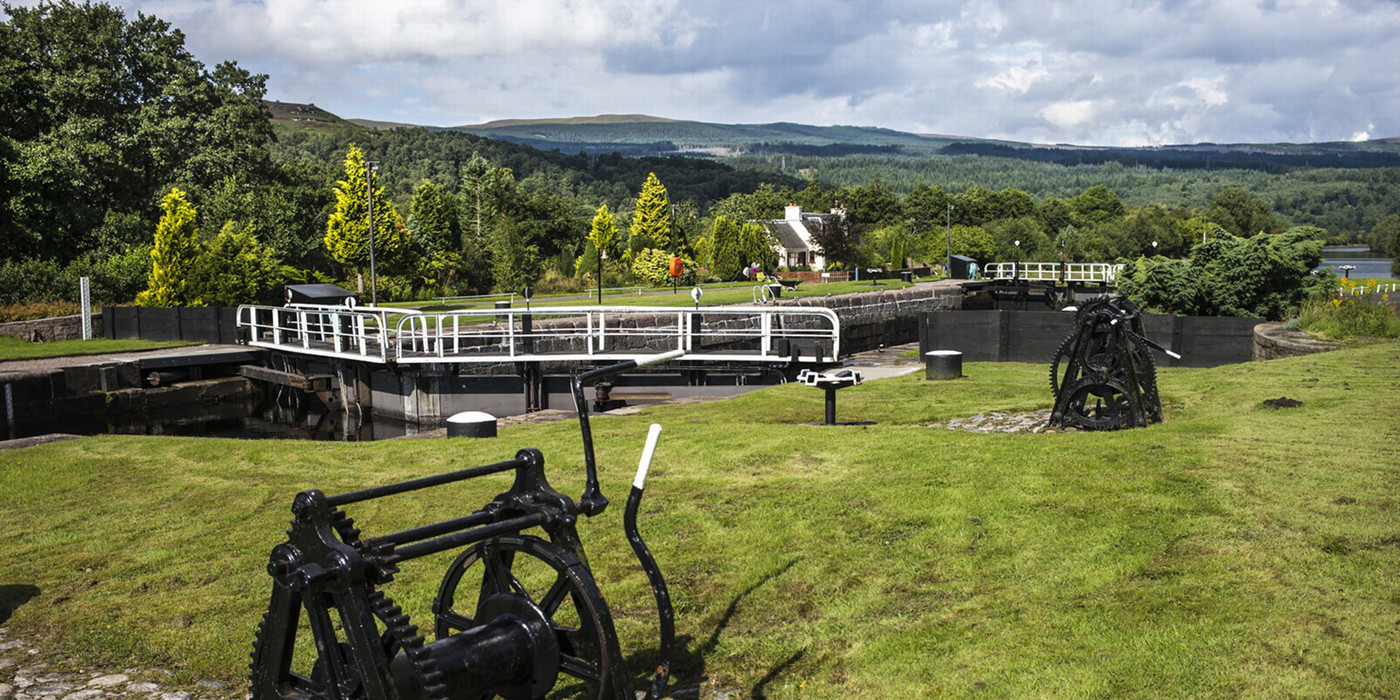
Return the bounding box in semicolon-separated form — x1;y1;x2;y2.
249;350;684;700
1048;295;1176;430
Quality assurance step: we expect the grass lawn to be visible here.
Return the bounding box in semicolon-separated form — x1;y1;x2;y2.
1;343;1397;697
394;279;917;313
0;336;191;360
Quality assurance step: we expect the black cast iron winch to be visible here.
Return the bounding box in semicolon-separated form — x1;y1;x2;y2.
249;351;683;700
1049;296;1178;431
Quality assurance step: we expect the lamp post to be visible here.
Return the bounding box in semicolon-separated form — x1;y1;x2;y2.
598;248;606;304
366;160;379;306
1152;240;1158;256
945;204;953;275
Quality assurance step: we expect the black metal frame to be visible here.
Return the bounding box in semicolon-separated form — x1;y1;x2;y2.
250;353;681;700
1049;296;1168;430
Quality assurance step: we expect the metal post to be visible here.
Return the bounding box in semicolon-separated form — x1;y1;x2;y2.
79;276;92;340
945;204;953;274
824;387;837;426
367;161;379;306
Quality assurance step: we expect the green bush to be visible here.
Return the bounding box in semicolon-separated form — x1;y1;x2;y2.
631;248;696;286
1118;227;1331;320
534;269;585;294
0;248;152;306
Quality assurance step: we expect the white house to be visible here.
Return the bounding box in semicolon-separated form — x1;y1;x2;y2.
763;203;844;270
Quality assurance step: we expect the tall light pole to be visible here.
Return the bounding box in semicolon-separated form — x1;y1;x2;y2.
945;204;953;274
366;160;379;306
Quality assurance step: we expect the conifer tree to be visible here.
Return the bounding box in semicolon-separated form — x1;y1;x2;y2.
709;215;743;280
629;172;671;255
588;204;620;259
324;145;410;291
136;188;201;307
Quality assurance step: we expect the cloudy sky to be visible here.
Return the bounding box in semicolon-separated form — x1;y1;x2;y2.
55;0;1400;145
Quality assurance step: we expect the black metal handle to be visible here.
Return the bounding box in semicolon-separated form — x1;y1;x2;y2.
624;424;672;700
571;350;684;516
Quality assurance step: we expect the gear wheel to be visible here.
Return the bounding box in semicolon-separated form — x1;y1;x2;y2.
248;508;445;700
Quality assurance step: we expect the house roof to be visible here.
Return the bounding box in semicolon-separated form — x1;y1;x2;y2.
764;220;810;252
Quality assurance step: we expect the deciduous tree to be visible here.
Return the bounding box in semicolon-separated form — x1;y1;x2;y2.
408;180;462;255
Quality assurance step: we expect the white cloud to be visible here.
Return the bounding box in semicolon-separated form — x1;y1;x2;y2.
1040;100;1098;129
64;0;1400;143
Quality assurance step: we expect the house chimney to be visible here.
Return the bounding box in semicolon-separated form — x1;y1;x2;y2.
785;203;802;221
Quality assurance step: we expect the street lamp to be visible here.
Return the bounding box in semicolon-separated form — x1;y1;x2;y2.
598;248;607;304
1014;239;1021;261
945;204;953;274
1152;240;1159;256
366;161;379;306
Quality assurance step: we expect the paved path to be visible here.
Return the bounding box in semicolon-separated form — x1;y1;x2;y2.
0;345;240;379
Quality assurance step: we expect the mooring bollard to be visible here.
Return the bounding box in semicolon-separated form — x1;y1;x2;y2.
924;350;963;380
445;410;498;437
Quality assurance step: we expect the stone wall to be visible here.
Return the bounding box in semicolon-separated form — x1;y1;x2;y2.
779;284;964;353
0;313;102;341
1252;322;1343;361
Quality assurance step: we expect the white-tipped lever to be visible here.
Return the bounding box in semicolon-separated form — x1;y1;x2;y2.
633;423;663;490
635;349;685;367
1164;349;1182;359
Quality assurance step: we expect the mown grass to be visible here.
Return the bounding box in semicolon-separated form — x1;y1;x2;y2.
0;336;191;360
2;344;1398;697
394;279;917;313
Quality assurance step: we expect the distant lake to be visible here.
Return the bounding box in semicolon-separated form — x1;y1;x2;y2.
1317;247;1394;279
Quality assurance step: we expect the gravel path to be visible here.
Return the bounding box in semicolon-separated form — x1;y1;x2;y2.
0;629;239;700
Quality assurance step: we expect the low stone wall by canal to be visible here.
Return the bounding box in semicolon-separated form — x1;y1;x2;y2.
1252;322;1343;360
0;314;102;341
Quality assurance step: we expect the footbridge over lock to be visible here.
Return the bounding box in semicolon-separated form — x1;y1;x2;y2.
236;303;841;365
234;303;842;425
964;262;1126;310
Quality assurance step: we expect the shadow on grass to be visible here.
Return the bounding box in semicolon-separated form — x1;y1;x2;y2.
0;584;40;625
623;558;802;697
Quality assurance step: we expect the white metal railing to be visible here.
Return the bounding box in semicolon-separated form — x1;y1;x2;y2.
237;304;841;365
237;304;422;362
1339;282;1398;296
982;262;1125;283
392;306;841;364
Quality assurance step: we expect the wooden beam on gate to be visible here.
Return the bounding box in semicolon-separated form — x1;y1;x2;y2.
238;364;334;392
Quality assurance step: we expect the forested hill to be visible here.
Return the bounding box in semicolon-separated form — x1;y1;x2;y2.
268;113;802;212
443;116;979;157
329;110;1400;173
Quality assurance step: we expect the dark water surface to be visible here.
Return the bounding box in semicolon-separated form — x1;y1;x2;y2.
1317;247;1395;279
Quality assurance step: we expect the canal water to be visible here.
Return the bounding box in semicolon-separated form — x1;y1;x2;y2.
1317;247;1395;279
99;404;415;441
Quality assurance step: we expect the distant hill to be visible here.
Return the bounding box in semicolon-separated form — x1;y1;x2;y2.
270;101;1400;172
462;114;681;128
263;100;366;134
446;116;977;157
